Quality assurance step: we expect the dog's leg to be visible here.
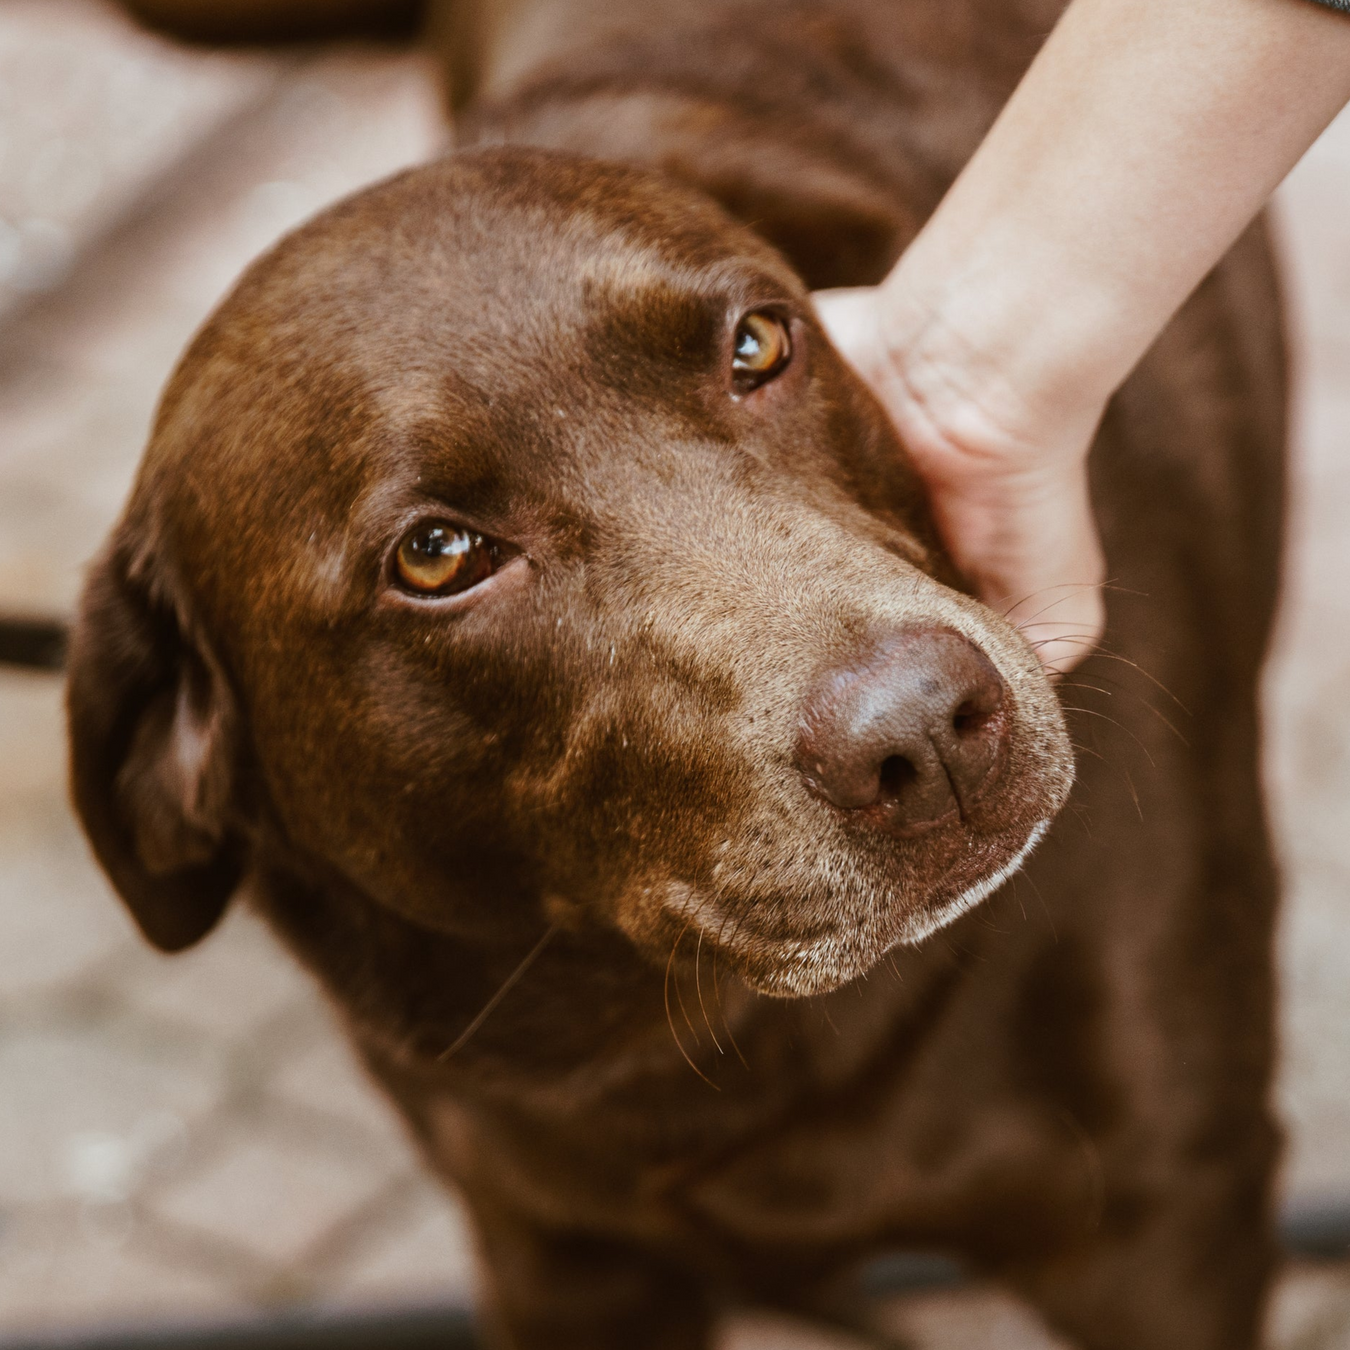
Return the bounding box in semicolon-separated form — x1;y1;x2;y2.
992;611;1283;1350
753;1280;916;1348
471;1211;718;1350
786;1301;917;1350
1006;1165;1278;1350
997;986;1280;1350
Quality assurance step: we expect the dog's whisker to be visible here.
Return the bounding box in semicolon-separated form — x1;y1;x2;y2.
1058;652;1192;749
1062;799;1096;841
1023;641;1094;654
438;923;559;1062
1062;707;1150;822
1026;630;1106;647
694;930;724;1055
663;932;680;1047
885;952;903;987
1120;762;1145;823
1058;679;1113;698
664;924;719;1089
1009;590;1101;628
708;946;750;1070
1088;650;1191;715
1064;681;1189;748
1019;863;1057;941
998;580;1104;623
1068;740;1109;765
709;909;750;1065
672;967;700;1049
1022;623;1104;632
1065;704;1158;769
1006;577;1141;634
1057;1108;1107;1234
1129;698;1189;748
1001;578;1144;626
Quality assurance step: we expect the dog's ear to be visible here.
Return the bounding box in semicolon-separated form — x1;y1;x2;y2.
66;541;244;952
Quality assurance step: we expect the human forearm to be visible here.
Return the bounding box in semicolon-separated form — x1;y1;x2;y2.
884;0;1350;433
818;0;1350;673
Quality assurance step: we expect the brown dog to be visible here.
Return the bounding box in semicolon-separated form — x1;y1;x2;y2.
71;1;1287;1346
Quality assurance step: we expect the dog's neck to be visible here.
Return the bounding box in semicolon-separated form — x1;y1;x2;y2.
253;854;710;1076
451;1;946;289
249;850;966;1130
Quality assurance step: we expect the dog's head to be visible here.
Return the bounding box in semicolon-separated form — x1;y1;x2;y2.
68;149;1072;998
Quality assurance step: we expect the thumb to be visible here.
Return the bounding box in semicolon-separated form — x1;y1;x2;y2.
933;457;1106;679
811;286;887;381
813;284;1106;678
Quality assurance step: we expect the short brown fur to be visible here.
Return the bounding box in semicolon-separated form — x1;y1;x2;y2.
77;1;1287;1345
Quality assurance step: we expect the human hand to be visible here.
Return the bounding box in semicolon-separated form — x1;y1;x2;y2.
807;0;1350;680
813;283;1106;678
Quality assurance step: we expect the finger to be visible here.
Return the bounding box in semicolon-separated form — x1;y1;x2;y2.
935;462;1106;678
810;287;882;371
812;288;1106;678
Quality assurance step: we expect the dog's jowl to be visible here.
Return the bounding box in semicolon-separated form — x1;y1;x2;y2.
71;1;1287;1346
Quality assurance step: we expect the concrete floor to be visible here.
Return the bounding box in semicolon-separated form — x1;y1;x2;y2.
0;2;1347;1345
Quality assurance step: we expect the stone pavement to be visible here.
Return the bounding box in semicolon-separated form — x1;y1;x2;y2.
0;3;1347;1346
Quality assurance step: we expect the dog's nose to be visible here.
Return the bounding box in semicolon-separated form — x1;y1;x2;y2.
796;628;1008;834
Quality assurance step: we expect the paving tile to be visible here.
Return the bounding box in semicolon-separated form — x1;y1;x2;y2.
0;1204;238;1336
0;670;137;998
720;1311;874;1350
1273;1266;1347;1347
315;1179;478;1310
0;1020;224;1208
716;1268;1350;1350
0;809;136;1000
0;0;271;315
872;1286;1069;1350
145;1124;403;1268
1264;107;1350;1212
265;1029;420;1156
0;668;67;805
1;1;1350;1344
1277;108;1350;373
118;906;315;1044
1272;1265;1350;1350
0;35;442;616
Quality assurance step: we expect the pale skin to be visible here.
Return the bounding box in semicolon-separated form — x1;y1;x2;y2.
815;0;1350;676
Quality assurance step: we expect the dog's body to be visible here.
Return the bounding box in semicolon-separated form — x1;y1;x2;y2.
74;2;1287;1346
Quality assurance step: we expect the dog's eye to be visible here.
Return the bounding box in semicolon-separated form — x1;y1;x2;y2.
394;522;494;596
731;311;791;392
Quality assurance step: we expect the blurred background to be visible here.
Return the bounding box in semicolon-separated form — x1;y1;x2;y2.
0;2;1347;1346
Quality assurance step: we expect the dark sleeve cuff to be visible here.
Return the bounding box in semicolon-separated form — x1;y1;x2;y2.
1307;0;1350;13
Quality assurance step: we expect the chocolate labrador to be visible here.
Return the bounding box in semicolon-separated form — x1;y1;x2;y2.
71;0;1287;1345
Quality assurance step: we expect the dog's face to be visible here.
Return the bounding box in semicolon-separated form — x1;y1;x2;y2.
68;150;1072;998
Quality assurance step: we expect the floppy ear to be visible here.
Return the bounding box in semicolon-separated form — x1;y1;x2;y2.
66;541;244;952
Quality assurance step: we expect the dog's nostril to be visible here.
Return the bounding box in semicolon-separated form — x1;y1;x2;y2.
877;754;918;802
795;626;1010;834
952;699;993;737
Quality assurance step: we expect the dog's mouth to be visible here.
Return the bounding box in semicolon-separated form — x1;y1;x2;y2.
641;815;1054;998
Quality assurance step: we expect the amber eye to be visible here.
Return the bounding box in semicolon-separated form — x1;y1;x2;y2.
394;522;495;596
731;311;791;391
